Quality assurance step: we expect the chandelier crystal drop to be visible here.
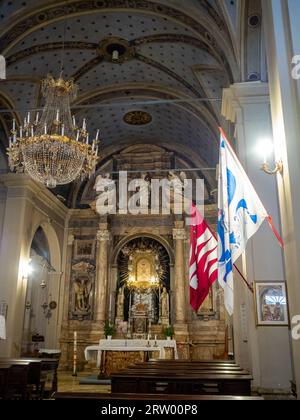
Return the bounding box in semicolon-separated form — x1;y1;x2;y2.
7;75;100;188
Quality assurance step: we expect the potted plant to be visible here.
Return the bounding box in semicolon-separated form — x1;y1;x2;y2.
164;326;174;341
104;321;116;339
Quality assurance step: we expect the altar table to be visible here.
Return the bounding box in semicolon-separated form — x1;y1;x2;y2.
84;339;178;374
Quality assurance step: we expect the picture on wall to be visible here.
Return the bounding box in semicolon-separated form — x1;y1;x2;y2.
255;282;289;326
74;239;95;260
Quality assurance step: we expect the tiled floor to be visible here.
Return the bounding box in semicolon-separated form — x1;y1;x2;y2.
57;372;111;394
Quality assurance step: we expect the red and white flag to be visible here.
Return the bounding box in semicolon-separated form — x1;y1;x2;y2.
189;204;218;312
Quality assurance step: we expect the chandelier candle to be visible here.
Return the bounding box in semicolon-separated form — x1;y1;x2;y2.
7;75;100;188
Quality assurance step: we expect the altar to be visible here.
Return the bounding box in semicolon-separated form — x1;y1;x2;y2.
85;339;178;377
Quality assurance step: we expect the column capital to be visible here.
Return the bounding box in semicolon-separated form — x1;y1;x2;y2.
173;228;186;241
97;229;111;242
222;82;270;123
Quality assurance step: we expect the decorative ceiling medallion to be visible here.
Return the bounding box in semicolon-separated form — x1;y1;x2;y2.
97;37;135;63
124;111;152;126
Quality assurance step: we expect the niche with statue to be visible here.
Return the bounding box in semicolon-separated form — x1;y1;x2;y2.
116;237;170;337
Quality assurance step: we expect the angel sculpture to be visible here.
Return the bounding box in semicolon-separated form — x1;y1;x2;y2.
167;171;187;213
74;278;92;313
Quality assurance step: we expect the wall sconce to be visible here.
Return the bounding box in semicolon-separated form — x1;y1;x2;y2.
20;259;33;279
258;138;283;175
261;160;283;175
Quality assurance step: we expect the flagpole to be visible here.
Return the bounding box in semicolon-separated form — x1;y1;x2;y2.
233;265;254;294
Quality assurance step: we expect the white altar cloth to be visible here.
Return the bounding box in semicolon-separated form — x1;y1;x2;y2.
84;339;178;367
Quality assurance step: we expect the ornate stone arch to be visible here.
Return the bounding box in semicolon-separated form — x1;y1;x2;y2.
112;233;174;267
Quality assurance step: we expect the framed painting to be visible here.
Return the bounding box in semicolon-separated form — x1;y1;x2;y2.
74;240;95;260
255;282;289;326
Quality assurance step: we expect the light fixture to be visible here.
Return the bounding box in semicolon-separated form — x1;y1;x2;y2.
112;50;119;62
257;138;283;175
7;75;100;188
20;259;33;279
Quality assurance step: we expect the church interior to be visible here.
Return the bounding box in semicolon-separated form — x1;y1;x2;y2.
0;0;300;402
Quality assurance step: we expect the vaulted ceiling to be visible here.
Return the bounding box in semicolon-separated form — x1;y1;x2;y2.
0;0;242;206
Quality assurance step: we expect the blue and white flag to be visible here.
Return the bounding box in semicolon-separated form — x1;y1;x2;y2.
217;128;268;315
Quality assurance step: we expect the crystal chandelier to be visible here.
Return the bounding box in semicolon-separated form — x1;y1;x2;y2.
7;75;100;188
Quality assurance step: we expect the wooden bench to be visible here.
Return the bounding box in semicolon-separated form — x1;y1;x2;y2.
0;361;29;400
111;365;252;396
0;364;11;399
56;392;263;401
0;357;59;399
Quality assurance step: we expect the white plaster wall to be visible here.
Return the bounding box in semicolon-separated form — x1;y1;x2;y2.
222;82;293;391
0;174;68;357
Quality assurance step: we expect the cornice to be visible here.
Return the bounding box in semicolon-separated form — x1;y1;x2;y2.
222;82;270;122
0;173;69;220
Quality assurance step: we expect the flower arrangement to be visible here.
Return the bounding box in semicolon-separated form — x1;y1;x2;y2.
104;320;116;338
164;326;174;339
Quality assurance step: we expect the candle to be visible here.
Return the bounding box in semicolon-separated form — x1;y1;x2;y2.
9;137;12;148
76;130;80;141
72;115;76;127
61;124;65;136
73;331;77;377
44;124;47;135
86;134;89;144
96;129;100;142
56;109;60;121
35;112;39;124
27;112;30;123
12;119;16;131
82;118;86;130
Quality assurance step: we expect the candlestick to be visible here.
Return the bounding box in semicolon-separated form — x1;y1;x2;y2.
72;331;77;377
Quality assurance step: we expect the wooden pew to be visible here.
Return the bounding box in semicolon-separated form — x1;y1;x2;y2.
56;392;263;401
111;367;252;396
0;357;59;399
0;361;29;400
0;364;11;399
132;363;244;372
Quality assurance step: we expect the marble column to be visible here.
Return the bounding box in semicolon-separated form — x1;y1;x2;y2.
95;224;110;324
173;222;186;324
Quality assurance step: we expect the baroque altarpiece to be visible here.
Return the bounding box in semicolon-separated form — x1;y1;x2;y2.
59;145;226;370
